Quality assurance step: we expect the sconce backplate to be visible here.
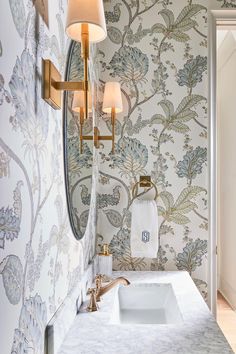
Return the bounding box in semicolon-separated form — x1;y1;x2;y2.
42;59;62;110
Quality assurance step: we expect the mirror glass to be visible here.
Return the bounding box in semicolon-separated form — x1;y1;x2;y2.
63;41;93;240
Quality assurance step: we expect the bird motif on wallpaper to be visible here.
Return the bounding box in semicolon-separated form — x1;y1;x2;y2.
80;185;121;208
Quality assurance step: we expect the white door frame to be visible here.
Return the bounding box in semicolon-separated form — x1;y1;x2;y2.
208;9;236;316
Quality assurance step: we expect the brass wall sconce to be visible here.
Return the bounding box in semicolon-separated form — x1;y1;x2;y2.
42;0;107;117
72;81;123;153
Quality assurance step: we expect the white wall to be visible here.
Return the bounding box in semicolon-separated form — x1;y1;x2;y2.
217;30;236;310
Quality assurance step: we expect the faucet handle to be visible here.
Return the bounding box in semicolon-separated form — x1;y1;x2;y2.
95;275;103;302
86;288;98;312
96;274;111;283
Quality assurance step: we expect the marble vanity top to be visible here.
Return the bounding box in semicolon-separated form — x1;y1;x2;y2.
58;271;233;354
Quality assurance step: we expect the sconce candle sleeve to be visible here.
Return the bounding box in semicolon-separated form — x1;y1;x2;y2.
72;91;92;113
102;82;123;114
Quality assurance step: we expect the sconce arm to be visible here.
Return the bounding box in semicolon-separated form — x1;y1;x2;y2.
53;81;85;91
42;59;86;110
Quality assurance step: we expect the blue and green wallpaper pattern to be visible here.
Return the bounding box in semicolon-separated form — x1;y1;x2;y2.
97;0;236;298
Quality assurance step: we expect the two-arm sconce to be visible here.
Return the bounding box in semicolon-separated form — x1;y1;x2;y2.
72;82;123;154
42;0;123;154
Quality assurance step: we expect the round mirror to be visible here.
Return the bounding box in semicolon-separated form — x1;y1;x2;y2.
63;41;93;240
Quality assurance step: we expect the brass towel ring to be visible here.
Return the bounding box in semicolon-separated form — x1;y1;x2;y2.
132;180;158;201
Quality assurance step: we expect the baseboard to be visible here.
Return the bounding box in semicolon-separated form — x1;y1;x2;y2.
219;277;236;311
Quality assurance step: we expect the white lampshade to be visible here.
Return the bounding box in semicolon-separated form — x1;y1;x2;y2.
66;0;107;43
102;82;123;114
72;91;92;112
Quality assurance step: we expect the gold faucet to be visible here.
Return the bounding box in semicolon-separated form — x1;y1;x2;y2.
86;288;98;312
95;274;130;302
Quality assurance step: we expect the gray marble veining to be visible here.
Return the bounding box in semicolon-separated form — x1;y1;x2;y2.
46;257;99;354
58;271;233;354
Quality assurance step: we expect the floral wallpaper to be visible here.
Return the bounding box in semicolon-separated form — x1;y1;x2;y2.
0;1;98;353
97;0;233;299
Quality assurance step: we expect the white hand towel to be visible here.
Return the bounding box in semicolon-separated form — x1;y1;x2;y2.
131;199;158;258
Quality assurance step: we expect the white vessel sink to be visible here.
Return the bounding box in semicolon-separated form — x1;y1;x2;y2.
110;283;183;325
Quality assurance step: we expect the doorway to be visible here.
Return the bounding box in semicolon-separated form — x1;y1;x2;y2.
216;20;236;352
209;12;236;352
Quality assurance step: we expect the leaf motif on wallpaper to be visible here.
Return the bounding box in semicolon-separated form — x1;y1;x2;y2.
158;133;174;145
105;3;122;23
152;95;205;136
51;202;69;252
27;6;50;58
9;0;26;38
176;95;205;117
11;294;47;354
79;184;92;206
68;138;92;178
49;195;70;254
9;50;49;157
110;137;148;178
176;4;206;24
176;238;207;275
116;251;147;271
218;0;236;8
27;234;49;292
67;263;82;295
159;191;174;210
109;46;149;84
0;74;12;106
176;147;207;183
159;186;205;225
109;228;130;259
50;14;69;71
159;224;174;236
103;209;122;228
177;56;207;89
126;113;164;136
79;209;89;228
175;186;205;207
0;181;22;249
67;41;84;81
0;255;23;305
97;186;121;209
126;24;152;45
123;208;132;228
150;246;168;271
159;9;175;27
107;26;122;44
152;5;206;42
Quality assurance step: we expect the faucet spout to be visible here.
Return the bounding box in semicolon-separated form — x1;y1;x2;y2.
96;276;130;301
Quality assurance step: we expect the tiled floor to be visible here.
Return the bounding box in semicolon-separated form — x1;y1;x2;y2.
217;291;236;353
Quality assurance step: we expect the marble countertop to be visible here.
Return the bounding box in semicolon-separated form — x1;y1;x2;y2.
58;271;233;354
